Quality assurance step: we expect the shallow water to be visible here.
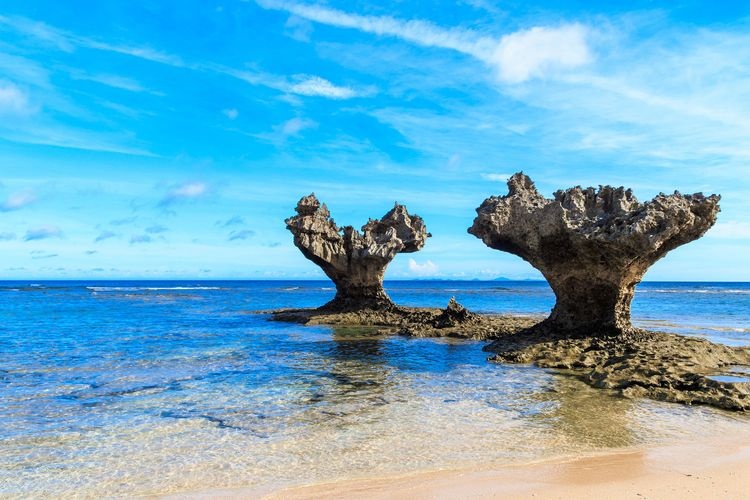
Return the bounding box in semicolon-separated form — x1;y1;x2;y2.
1;280;749;496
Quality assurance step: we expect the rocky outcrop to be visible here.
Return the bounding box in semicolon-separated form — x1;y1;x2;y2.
270;298;538;340
285;194;430;311
469;173;720;336
485;329;750;411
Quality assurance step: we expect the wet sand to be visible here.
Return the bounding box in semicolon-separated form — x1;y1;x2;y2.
257;438;750;500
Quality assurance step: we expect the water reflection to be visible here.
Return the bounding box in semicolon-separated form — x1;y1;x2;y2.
531;372;635;449
291;327;394;424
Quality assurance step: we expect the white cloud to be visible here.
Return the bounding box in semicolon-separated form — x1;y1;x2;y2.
1;189;37;211
0;81;36;115
70;72;162;94
254;117;318;144
447;154;461;169
490;25;590;83
480;173;512;182
707;221;750;240
257;1;591;83
222;108;239;120
161;181;210;205
258;1;492;58
281;117;316;135
407;258;439;276
284;15;313;42
290;75;359;99
0;15;183;66
2;14;371;102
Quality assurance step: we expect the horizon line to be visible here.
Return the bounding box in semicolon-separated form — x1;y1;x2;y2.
1;278;749;284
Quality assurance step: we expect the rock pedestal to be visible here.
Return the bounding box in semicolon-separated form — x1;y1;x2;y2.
286;194;430;311
469;173;720;335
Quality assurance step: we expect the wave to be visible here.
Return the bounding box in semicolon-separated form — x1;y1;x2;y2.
87;286;221;292
638;289;750;295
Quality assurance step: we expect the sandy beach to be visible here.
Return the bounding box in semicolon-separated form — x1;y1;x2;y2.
256;437;750;500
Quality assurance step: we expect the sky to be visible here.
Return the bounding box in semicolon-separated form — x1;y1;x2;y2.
1;1;749;281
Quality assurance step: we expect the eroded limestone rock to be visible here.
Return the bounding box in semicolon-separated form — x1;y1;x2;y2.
285;194;430;311
469;173;720;335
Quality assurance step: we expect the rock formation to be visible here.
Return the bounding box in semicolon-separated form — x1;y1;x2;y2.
469;173;720;335
285;194;430;311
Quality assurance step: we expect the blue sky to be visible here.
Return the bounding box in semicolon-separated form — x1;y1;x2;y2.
1;1;749;280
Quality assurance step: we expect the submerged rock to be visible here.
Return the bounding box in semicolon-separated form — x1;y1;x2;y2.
469;173;720;336
485;329;750;411
285;194;430;311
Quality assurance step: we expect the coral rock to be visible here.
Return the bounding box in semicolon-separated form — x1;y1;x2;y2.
286;194;430;311
469;173;720;335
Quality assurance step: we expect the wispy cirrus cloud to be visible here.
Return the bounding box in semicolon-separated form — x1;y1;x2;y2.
256;1;591;83
480;173;512;182
94;230;117;242
255;117;317;144
213;66;370;99
228;229;256;241
30;250;58;259
160;181;210;206
0;80;37;116
1;14;369;100
1;189;37;211
0;14;182;66
24;225;62;241
145;224;168;234
68;71;163;95
222;108;239;120
109;216;137;226
130;234;152;244
289;75;362;99
216;215;245;227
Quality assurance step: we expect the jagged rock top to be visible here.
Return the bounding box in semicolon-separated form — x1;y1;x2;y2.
470;172;720;259
286;194;429;257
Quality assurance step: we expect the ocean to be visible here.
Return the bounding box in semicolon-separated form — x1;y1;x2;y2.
2;280;750;496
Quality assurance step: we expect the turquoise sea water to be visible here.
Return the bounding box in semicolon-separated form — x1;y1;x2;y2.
1;280;750;496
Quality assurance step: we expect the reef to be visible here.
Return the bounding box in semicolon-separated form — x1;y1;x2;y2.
485;329;750;411
285;194;430;311
469;173;721;336
270;297;538;340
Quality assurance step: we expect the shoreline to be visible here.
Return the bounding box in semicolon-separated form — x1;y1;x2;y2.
169;435;750;499
262;438;750;499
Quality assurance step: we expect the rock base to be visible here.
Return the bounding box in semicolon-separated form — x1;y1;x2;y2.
270;298;538;340
485;328;750;411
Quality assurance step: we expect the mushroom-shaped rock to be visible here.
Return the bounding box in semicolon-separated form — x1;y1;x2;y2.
469;173;720;335
286;194;430;311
